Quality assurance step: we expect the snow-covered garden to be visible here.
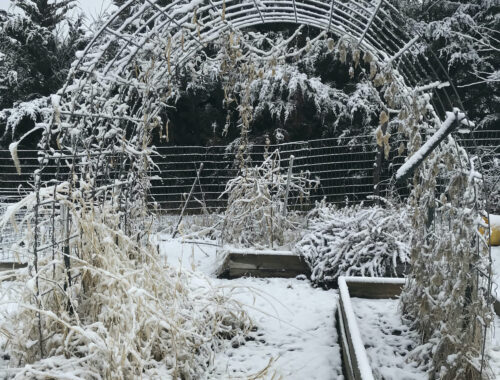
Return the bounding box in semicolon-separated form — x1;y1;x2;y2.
0;0;499;379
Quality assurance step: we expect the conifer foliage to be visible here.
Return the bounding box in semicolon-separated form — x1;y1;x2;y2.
0;0;87;144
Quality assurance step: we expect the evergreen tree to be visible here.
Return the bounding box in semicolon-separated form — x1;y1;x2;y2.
399;0;500;129
0;0;87;143
0;0;86;109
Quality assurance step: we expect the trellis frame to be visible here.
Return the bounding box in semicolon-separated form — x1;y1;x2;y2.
17;0;494;377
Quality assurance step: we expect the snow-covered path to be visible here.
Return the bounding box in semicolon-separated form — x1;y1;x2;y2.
157;235;343;379
210;278;342;379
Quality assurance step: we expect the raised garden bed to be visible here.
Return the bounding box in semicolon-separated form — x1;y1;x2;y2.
338;276;409;380
0;262;27;271
338;276;500;380
217;248;311;279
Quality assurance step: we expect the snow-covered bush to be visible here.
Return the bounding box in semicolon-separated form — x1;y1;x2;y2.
484;156;500;215
0;97;51;144
400;112;492;379
295;199;411;287
0;184;251;379
221;148;318;248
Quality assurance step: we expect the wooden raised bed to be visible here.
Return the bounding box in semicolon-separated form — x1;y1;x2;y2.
0;262;27;271
337;276;405;380
217;249;311;279
338;276;500;380
0;262;27;282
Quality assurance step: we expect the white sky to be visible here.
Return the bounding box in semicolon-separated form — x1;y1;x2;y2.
0;1;114;20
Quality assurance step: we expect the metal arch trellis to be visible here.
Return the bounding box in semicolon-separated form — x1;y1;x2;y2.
50;0;478;214
59;0;456;117
8;0;493;377
50;0;467;199
45;0;470;178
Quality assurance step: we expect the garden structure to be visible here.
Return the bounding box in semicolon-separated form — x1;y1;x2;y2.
0;0;498;379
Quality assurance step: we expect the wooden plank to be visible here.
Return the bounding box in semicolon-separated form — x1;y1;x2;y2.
338;307;356;380
338;277;375;380
217;252;311;279
344;277;500;317
339;293;364;380
0;262;27;271
345;280;404;299
0;262;27;282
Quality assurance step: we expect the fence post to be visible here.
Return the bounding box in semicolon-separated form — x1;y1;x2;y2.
283;155;295;216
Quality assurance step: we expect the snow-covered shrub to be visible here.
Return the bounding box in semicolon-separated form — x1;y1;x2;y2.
221;149;318;248
400;112;492;379
484;156;500;215
295;199;411;287
0;97;51;143
0;183;251;379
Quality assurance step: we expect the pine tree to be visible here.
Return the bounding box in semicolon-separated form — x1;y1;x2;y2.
398;0;500;129
0;0;87;145
0;0;86;110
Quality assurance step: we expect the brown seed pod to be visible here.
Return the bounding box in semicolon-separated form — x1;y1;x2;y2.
398;142;405;156
376;126;384;147
370;61;378;80
339;41;347;63
353;49;360;67
363;51;373;63
379;110;389;125
327;38;335;51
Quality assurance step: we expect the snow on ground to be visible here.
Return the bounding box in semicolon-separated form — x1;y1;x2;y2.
0;234;343;378
210;278;342;379
3;231;495;378
156;234;343;379
167;242;500;379
156;234;222;274
350;298;426;380
488;315;500;378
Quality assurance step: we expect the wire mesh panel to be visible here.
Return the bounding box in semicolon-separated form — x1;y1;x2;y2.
1;128;498;220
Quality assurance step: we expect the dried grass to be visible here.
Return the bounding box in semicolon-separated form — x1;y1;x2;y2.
0;184;251;379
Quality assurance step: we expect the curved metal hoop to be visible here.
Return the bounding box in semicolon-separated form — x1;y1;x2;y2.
57;0;461;131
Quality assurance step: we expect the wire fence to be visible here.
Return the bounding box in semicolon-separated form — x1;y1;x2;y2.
0;129;498;261
149;134;395;213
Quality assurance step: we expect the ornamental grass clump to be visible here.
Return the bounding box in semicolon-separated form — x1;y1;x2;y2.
0;182;251;379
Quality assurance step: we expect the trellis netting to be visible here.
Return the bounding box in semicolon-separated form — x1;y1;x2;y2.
0;0;495;378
